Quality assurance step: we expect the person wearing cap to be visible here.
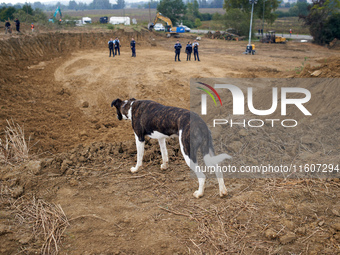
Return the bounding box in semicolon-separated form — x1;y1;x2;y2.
174;40;182;62
108;38;115;57
114;37;120;56
192;40;200;61
31;23;35;32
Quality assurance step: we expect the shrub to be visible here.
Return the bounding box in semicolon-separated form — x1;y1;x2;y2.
224;8;251;36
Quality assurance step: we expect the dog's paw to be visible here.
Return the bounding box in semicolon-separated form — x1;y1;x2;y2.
160;163;168;170
219;186;228;197
130;166;139;173
193;190;204;198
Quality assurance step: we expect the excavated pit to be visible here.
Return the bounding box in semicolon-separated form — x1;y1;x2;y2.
0;29;340;254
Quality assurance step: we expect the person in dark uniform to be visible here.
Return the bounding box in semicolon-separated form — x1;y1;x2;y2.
174;40;182;62
5;20;11;34
130;37;136;57
185;41;192;61
114;37;120;56
15;18;20;33
108;38;114;57
193;40;200;61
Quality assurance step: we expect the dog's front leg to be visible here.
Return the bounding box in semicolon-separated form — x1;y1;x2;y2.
158;138;168;170
131;134;145;173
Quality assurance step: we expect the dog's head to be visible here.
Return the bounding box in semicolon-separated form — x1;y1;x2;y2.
111;98;136;121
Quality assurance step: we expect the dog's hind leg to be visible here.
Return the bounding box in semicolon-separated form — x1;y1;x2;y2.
192;168;206;198
203;153;229;197
131;133;145;173
215;169;228;197
179;130;205;198
158;138;169;170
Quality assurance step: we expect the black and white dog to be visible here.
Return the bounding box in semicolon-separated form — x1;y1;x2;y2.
111;98;231;198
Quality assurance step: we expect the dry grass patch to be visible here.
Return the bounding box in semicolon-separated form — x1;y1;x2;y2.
0;119;32;165
14;197;69;255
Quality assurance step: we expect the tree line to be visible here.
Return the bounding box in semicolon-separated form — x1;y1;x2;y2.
156;0;339;45
0;4;47;23
275;1;311;18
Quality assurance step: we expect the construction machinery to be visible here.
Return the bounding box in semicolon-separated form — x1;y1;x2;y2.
148;12;185;36
244;44;256;55
100;16;108;24
261;31;286;43
49;6;62;23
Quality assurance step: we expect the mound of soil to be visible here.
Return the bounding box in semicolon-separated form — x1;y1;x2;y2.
298;57;340;78
329;38;340;50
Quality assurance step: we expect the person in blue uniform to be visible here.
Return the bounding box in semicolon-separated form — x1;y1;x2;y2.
193;40;200;61
185;41;192;61
174;40;182;62
130;38;136;57
115;37;120;56
108;38;114;57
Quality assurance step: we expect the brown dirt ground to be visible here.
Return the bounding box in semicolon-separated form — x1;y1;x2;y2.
0;28;340;254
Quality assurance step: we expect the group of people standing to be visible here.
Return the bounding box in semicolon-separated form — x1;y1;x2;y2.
4;19;35;34
174;40;200;62
107;37;201;61
108;37;136;57
108;37;121;57
5;18;20;34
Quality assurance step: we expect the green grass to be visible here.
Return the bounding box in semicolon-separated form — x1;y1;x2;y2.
200;20;226;30
199;16;310;35
255;17;309;35
276;7;290;12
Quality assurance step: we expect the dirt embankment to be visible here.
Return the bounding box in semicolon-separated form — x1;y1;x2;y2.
0;29;152;87
0;29;151;63
0;29;153;154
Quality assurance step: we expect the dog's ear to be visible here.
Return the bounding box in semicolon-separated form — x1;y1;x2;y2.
111;98;123;120
130;98;136;101
111;98;122;108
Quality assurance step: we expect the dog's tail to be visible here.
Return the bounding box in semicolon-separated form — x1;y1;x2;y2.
202;133;232;167
203;152;232;167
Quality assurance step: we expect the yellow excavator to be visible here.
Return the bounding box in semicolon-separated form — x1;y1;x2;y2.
261;31;286;43
148;12;185;36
